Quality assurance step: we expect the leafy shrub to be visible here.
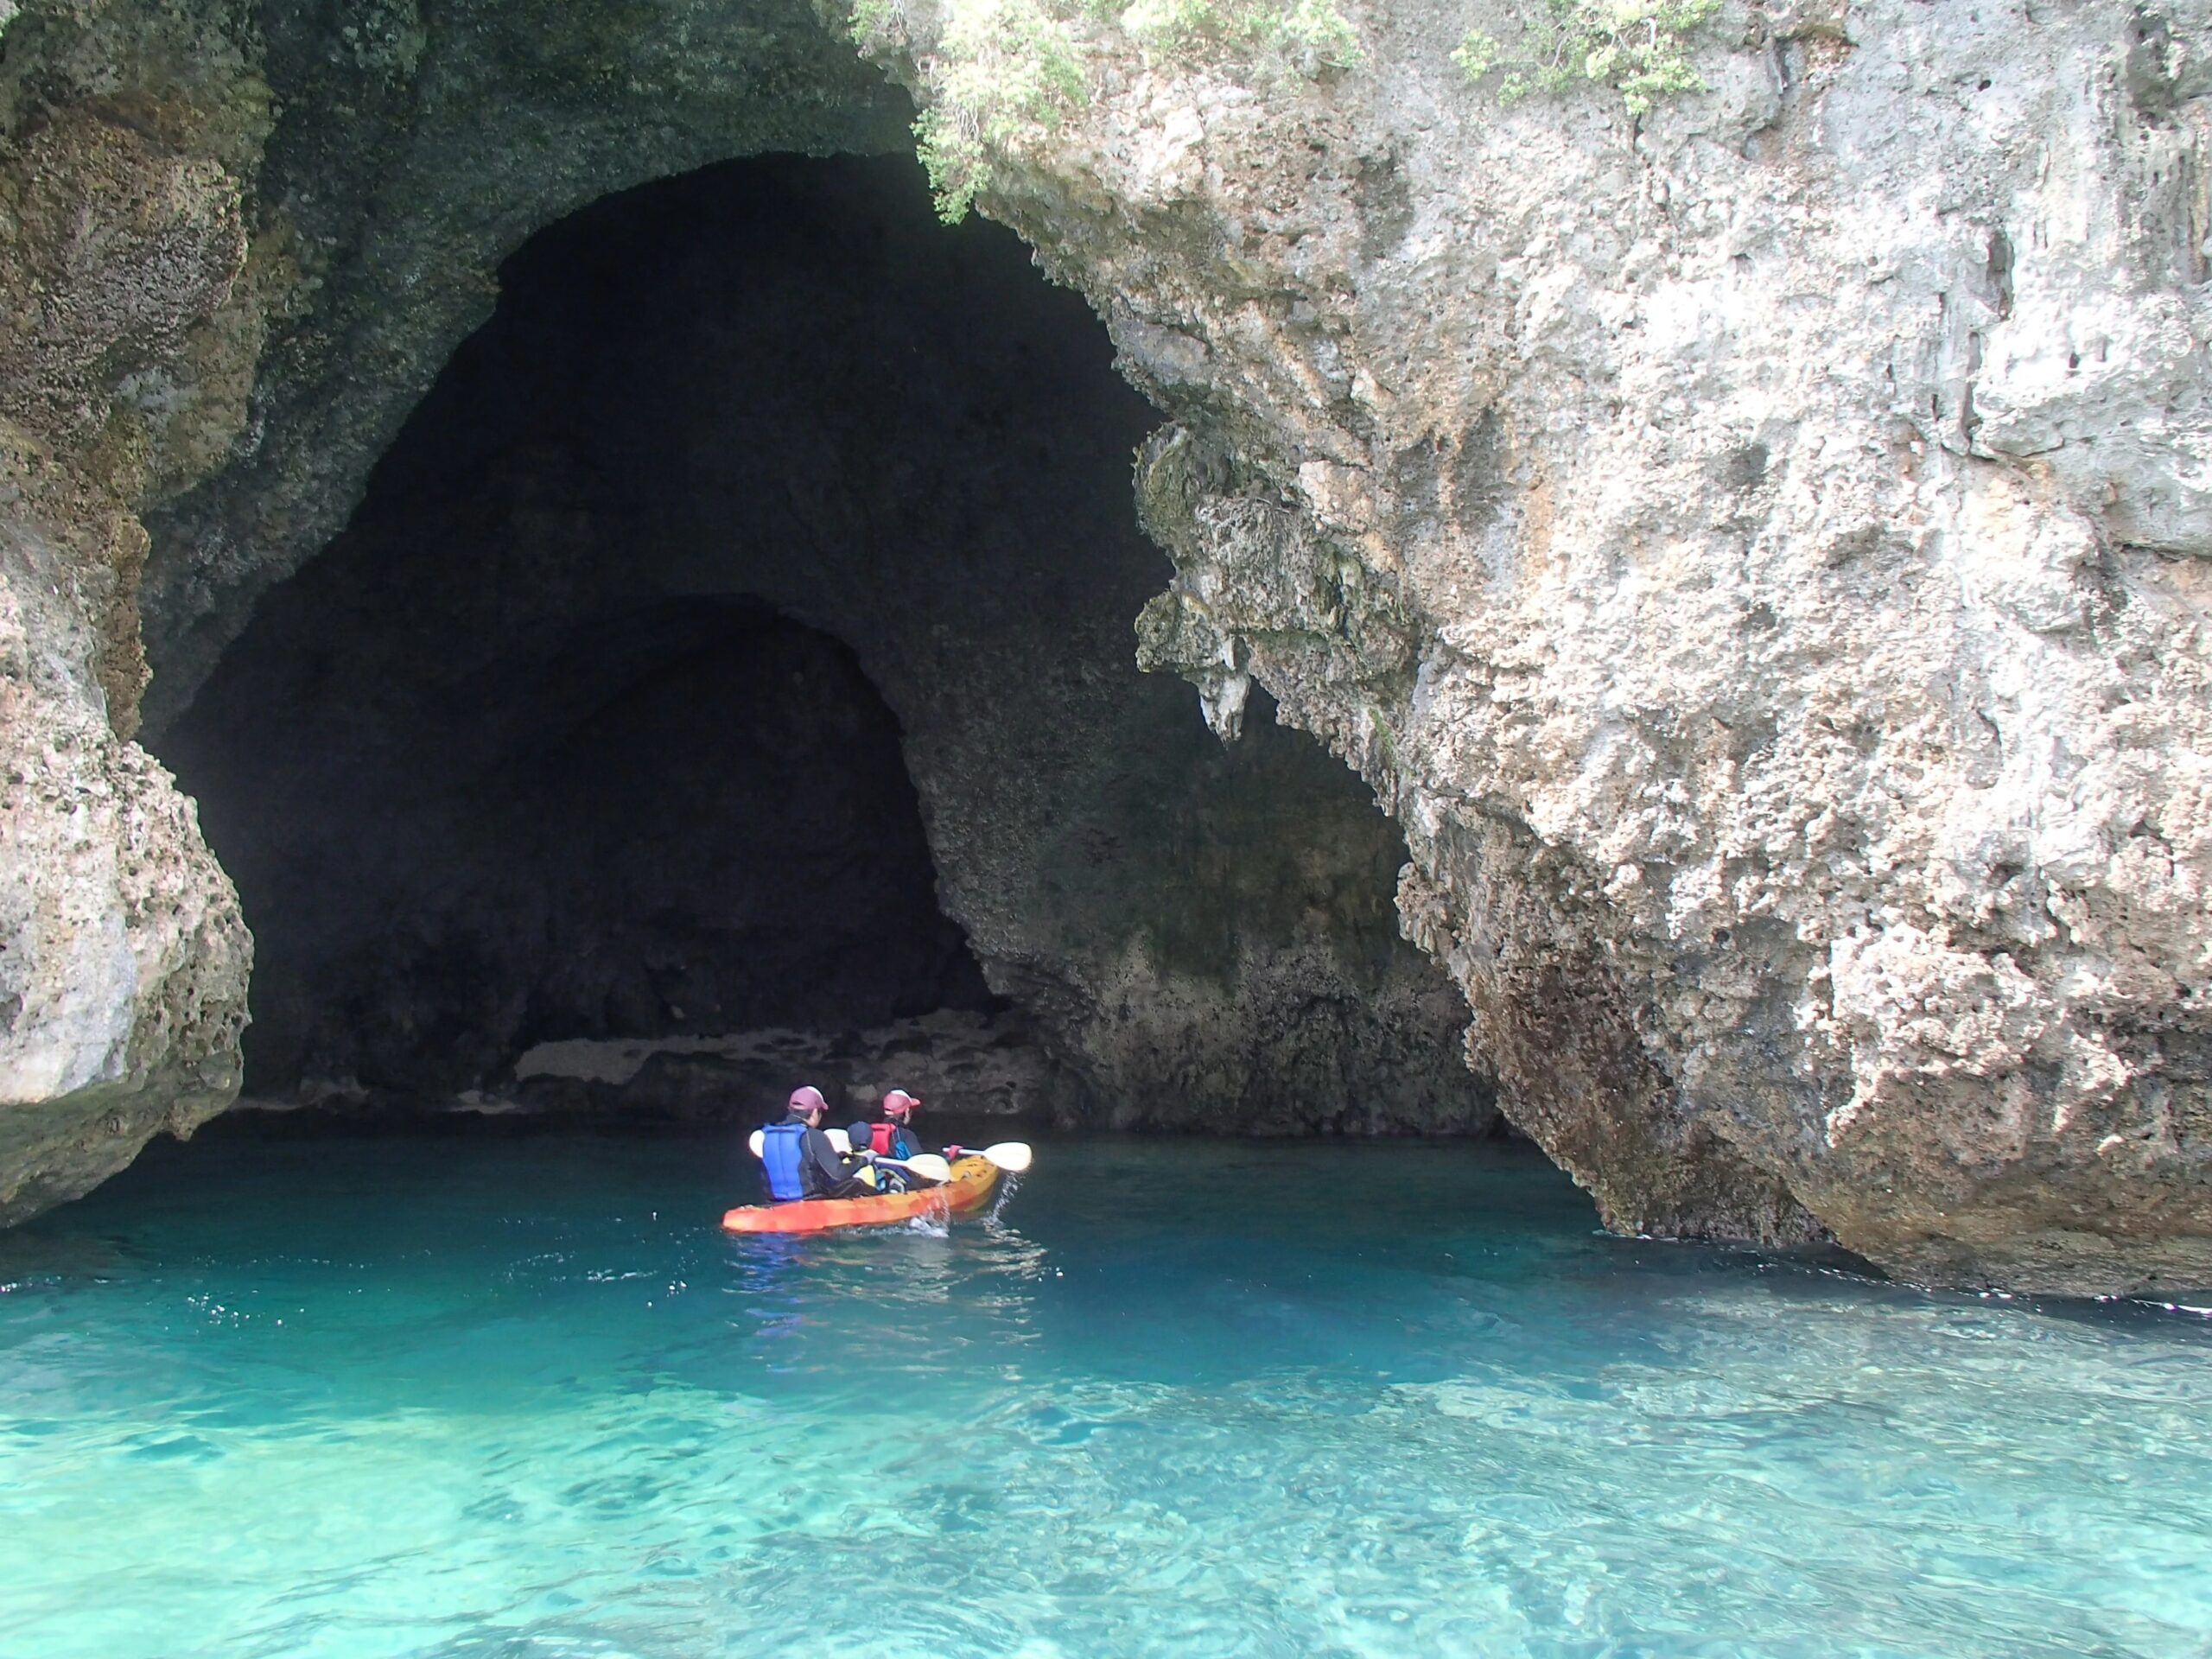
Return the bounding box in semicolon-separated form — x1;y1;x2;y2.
1453;0;1720;113
1122;0;1361;72
849;0;1359;223
906;0;1089;223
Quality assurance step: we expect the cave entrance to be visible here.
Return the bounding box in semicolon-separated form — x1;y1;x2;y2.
156;154;1106;1125
155;153;1494;1138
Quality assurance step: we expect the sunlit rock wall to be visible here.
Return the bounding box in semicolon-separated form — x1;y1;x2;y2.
874;0;2212;1291
0;0;258;1218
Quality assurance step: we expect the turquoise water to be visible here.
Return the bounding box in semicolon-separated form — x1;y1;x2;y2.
0;1132;2207;1658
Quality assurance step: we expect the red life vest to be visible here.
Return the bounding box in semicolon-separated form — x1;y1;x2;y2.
867;1122;896;1156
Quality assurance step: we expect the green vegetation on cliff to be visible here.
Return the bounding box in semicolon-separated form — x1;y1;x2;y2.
847;0;1357;222
1453;0;1720;113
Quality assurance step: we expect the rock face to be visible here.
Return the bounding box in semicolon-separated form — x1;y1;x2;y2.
0;521;248;1222
875;0;2212;1290
5;0;2210;1292
0;0;259;1217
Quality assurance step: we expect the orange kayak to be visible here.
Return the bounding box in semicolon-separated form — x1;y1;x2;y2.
721;1154;1002;1235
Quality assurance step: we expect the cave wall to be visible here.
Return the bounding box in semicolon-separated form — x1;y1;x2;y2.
0;0;967;1206
3;0;1488;1217
157;157;1486;1135
138;0;917;730
0;0;931;1214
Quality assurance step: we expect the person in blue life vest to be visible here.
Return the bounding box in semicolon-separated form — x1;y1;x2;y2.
758;1085;876;1202
851;1090;947;1188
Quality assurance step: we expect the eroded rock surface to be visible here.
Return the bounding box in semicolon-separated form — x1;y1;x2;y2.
872;0;2212;1290
0;0;260;1213
0;529;249;1221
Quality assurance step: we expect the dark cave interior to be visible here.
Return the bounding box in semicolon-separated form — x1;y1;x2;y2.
157;154;1492;1135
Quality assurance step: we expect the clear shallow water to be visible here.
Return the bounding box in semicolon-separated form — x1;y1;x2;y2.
0;1132;2207;1659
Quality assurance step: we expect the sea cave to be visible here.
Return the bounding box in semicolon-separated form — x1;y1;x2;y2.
3;0;2210;1649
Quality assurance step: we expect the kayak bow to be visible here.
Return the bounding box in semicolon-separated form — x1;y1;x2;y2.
721;1153;1003;1235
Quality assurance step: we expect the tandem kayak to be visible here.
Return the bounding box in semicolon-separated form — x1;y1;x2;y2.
721;1154;1003;1235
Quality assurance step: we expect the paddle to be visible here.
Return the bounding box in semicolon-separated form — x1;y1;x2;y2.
746;1127;851;1159
874;1143;1030;1185
873;1153;952;1183
744;1133;1032;1179
948;1141;1033;1174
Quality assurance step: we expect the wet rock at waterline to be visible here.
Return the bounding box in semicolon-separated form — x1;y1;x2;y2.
3;0;2210;1293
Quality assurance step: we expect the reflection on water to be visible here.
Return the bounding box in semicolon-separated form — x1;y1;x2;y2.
0;1130;2206;1657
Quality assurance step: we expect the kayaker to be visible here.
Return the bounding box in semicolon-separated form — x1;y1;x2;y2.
759;1085;875;1202
867;1090;925;1160
847;1090;939;1190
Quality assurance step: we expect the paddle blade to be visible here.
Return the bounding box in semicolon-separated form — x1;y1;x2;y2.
747;1129;765;1160
980;1141;1033;1173
828;1128;852;1154
903;1154;951;1183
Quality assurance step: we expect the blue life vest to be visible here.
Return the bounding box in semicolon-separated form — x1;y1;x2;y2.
760;1122;809;1202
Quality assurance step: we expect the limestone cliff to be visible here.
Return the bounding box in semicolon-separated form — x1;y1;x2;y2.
0;0;256;1218
874;0;2212;1291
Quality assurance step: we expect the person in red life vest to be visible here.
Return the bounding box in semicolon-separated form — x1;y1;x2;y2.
759;1085;875;1201
850;1089;945;1188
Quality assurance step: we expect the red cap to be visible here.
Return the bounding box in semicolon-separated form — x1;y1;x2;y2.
881;1090;920;1117
789;1085;829;1116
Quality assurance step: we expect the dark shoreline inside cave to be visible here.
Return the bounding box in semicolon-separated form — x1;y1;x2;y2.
187;1096;1537;1143
111;1111;1887;1290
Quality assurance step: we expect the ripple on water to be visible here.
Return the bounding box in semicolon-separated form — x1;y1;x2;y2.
0;1133;2206;1658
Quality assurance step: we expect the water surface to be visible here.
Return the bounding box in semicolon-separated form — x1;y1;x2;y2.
0;1131;2206;1657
